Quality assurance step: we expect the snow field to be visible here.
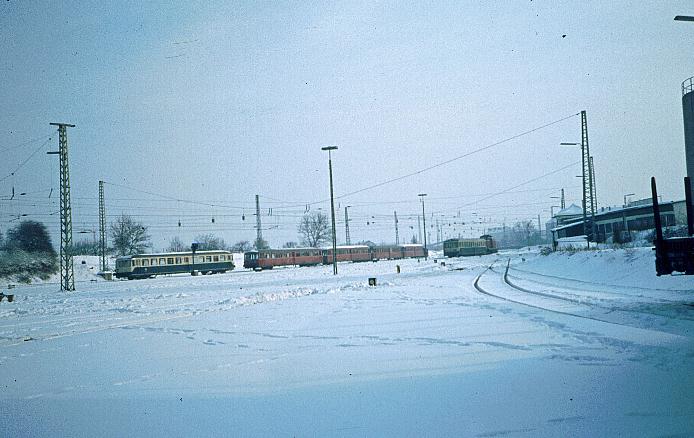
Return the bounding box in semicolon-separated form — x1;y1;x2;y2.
0;248;693;437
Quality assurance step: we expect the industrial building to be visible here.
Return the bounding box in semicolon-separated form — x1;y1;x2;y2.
551;199;687;244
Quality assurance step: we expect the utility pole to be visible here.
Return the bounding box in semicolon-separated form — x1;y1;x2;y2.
344;206;351;245
48;123;75;291
537;214;542;242
394;211;399;245
98;180;107;272
255;194;262;244
561;188;565;209
321;146;339;275
417;216;422;244
590;156;597;212
419;193;428;258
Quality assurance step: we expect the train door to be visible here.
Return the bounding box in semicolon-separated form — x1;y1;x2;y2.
322;249;329;265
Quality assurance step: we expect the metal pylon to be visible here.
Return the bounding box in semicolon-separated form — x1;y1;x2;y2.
344;206;351;245
49;123;75;291
590;156;597;214
580;111;596;242
394;211;399;245
255;194;262;242
99;180;107;272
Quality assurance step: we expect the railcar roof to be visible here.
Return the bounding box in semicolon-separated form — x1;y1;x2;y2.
117;250;231;260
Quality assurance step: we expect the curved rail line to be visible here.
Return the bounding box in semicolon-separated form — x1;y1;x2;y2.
497;264;694;323
472;262;637;328
509;265;692;294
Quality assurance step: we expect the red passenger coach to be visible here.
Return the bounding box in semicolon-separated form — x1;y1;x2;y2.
243;244;427;271
243;248;323;270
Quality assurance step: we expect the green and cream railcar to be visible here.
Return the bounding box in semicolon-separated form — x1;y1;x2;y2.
443;235;498;257
115;250;234;279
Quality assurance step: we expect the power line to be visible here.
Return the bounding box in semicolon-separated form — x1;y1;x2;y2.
331;112;580;202
0;137;53;183
0;133;52;154
433;160;581;214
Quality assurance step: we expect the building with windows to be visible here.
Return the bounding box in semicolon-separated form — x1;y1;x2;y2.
551;200;686;244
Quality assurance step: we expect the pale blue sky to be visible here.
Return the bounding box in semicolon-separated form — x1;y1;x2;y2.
2;1;693;248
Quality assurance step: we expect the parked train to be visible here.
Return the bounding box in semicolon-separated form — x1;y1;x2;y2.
115;250;234;279
243;244;426;270
443;235;497;257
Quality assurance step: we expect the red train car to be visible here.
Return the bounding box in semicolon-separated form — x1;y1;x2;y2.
243;244;426;270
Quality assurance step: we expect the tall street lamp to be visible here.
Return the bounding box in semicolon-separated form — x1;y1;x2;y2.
418;193;428;259
322;146;339;275
623;193;635;208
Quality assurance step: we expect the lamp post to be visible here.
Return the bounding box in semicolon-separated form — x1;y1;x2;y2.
623;193;635;208
621;193;635;242
418;193;428;259
322;146;339;275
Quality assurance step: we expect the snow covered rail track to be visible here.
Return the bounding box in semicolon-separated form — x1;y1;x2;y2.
473;263;645;328
473;261;694;337
508;265;693;294
496;266;694;325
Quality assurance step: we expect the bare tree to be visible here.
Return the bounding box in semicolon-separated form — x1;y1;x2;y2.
254;236;269;250
167;236;187;252
231;240;252;252
110;214;151;256
513;220;536;247
297;212;331;247
194;233;227;251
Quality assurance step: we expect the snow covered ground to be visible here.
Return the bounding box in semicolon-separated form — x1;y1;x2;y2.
1;248;692;437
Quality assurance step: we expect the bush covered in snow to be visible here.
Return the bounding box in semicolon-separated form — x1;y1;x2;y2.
0;220;58;281
0;250;58;281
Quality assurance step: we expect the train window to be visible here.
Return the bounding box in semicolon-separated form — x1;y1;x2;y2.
131;260;135;267
184;257;189;263
167;258;174;264
142;259;148;266
150;259;156;266
206;256;212;262
159;258;166;265
213;256;219;262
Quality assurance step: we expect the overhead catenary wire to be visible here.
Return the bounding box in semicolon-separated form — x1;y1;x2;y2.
0;137;53;183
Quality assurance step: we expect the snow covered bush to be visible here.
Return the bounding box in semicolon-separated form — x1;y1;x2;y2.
0;250;58;280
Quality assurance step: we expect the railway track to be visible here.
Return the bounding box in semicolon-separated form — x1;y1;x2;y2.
473;263;629;327
508;265;693;294
472;261;694;330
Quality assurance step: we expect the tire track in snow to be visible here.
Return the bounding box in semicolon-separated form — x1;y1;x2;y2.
0;284;358;347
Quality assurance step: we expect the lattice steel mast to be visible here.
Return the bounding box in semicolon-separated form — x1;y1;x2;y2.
394;211;399;245
255;194;262;243
98;180;107;272
580;111;596;243
344;206;351;245
48;123;75;291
